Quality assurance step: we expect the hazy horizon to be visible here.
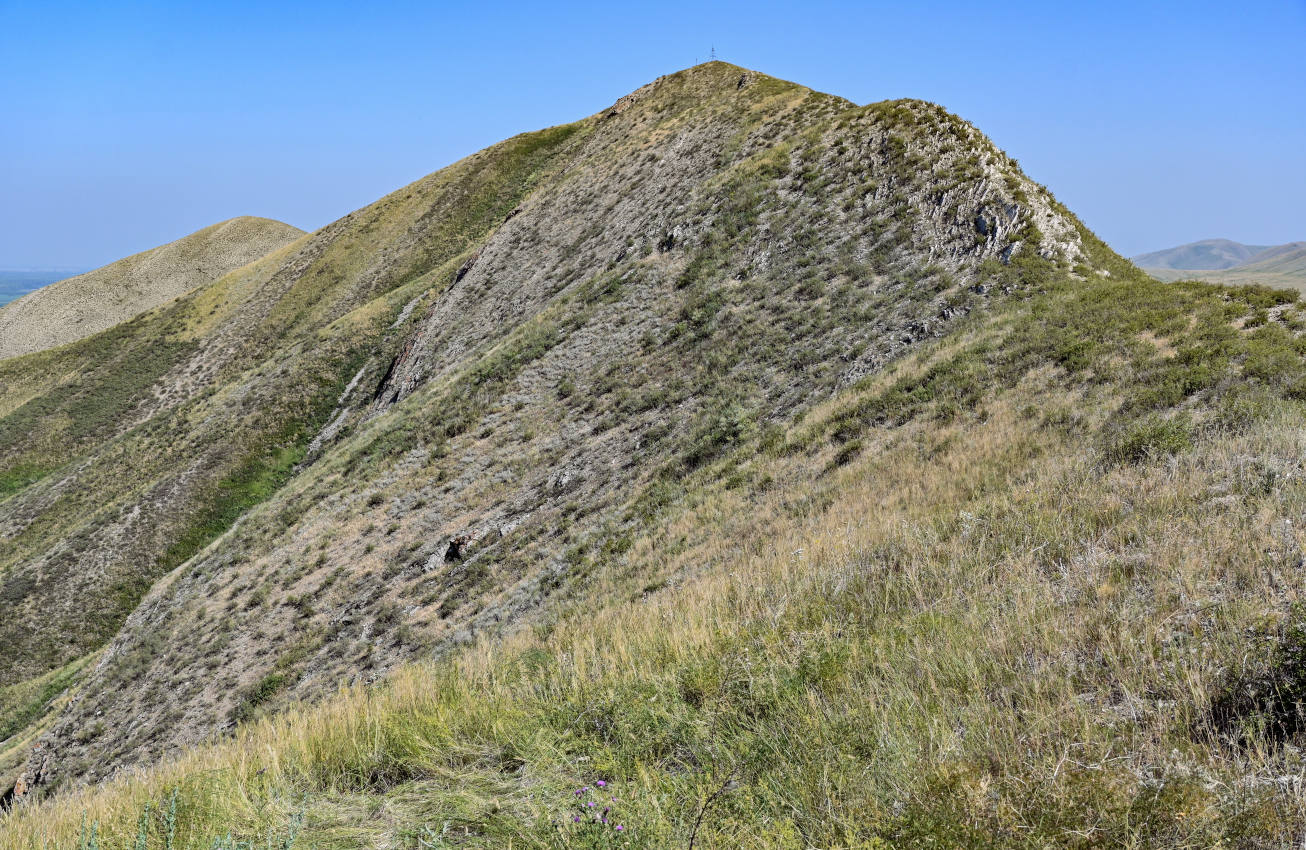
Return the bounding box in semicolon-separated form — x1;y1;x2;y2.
0;270;77;306
2;0;1303;269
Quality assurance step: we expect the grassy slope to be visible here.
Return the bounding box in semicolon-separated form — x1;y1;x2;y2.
0;218;305;361
13;67;1101;794
2;64;876;790
8;233;1306;846
0;122;589;706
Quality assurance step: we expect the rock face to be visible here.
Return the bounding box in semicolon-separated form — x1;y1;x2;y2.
1;63;1100;793
0;216;305;360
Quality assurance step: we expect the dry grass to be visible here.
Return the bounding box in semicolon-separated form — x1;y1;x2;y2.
0;217;304;360
8;270;1306;846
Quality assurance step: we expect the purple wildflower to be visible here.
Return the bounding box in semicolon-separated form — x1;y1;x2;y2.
616;825;625;831
596;780;607;787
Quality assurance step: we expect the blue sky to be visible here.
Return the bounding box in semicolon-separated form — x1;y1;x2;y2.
1;0;1303;269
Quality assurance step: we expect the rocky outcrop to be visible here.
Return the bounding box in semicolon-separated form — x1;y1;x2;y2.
5;63;1101;792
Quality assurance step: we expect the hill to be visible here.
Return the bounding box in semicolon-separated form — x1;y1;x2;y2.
1133;238;1273;270
0;273;80;308
4;63;1306;847
0;217;305;360
1137;239;1306;291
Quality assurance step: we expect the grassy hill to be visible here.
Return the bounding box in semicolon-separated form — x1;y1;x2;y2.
4;64;1306;847
1133;238;1273;270
0;217;304;360
1139;239;1306;292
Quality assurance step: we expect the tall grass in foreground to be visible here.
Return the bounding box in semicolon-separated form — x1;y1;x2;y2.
7;273;1306;847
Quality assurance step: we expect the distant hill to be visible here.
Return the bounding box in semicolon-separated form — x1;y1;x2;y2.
0;271;79;307
1133;239;1273;270
0;217;304;359
1136;239;1306;291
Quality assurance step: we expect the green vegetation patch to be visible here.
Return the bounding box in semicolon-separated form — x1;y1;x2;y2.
1210;606;1306;748
0;657;86;745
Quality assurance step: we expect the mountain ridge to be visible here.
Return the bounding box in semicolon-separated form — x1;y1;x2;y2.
1137;238;1306;290
0;217;305;360
1;61;1091;792
1133;237;1274;270
6;63;1306;847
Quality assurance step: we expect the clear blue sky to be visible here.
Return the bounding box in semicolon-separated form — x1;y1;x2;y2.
2;0;1303;269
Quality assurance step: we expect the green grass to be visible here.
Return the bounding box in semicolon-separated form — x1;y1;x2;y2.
0;105;592;704
0;658;86;745
0;316;194;492
9;65;1306;847
9;263;1306;846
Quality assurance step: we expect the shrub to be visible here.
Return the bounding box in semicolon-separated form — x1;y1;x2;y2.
231;673;288;723
1209;607;1306;747
1103;416;1193;465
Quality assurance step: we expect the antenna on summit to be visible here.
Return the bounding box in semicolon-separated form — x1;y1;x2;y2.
710;45;716;61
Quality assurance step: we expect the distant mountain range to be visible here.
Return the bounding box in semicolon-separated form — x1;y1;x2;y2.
1134;239;1306;290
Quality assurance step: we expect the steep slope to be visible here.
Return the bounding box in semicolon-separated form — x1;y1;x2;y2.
0;62;1097;801
0;217;305;359
1133;237;1272;270
0;113;589;728
7;61;1306;849
9;224;1306;846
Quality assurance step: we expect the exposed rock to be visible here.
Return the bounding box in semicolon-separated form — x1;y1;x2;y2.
3;62;1099;792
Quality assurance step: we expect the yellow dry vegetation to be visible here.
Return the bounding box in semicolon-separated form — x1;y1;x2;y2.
7;291;1306;846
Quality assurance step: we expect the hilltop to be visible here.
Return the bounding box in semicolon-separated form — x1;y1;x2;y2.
3;60;1082;783
1133;238;1276;270
0;217;304;359
3;63;1306;847
1137;238;1306;291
